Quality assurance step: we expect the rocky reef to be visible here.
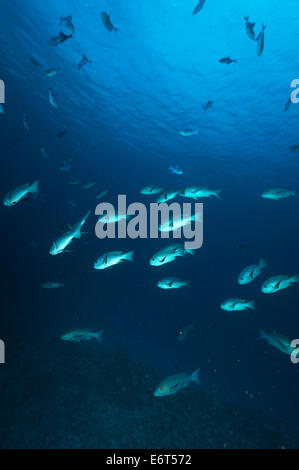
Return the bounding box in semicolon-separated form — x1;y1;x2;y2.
0;338;297;449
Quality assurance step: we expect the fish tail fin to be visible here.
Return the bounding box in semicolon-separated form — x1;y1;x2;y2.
124;251;134;262
185;248;195;256
244;16;249;21
191;368;200;386
290;274;299;284
185;280;192;288
262;24;266;31
259;258;267;269
114;27;119;35
95;330;104;343
214;189;222;199
258;328;267;340
30;180;39;193
248;300;255;311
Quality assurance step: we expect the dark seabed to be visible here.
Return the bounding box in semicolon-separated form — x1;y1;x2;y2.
0;0;299;449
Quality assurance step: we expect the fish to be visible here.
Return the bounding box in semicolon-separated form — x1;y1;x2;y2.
221;298;255;312
244;16;256;40
96;190;109;200
290;145;299;152
40;147;48;160
48;31;73;46
30;57;43;68
284;97;292;112
60;161;72;173
159;213;200;233
261;275;299;294
258;329;297;356
0;104;4;114
262;188;296;200
61;329;103;343
157;277;191;290
154;369;200;397
193;0;206;16
42;282;64;289
156;189;180;203
98;213;131;224
94;251;134;270
178;323;196;342
44;68;60;78
141;185;164;195
101;12;119;33
78;54;93;70
49;210;90;255
3;181;39;207
219;57;237;65
49;88;58;108
180;187;222;200
83;182;96;190
57;130;67;138
59;15;75;36
23;113;30;131
150;244;195;267
68;179;81;185
203;100;213;111
238;258;267;285
256;25;266;57
169;165;183;175
179;129;199;137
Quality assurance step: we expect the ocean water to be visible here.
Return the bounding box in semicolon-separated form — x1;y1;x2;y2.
0;0;299;449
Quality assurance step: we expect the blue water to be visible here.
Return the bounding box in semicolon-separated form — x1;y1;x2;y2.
1;0;299;448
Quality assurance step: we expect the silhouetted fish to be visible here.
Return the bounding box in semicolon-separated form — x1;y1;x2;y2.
193;0;206;15
59;15;75;36
256;25;266;57
101;12;118;33
57;130;67;138
203;100;213;110
244;16;256;40
219;57;237;65
48;31;73;46
78;54;93;70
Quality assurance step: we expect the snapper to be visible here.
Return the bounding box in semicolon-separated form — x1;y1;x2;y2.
3;181;39;206
154;369;200;397
238;258;267;285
